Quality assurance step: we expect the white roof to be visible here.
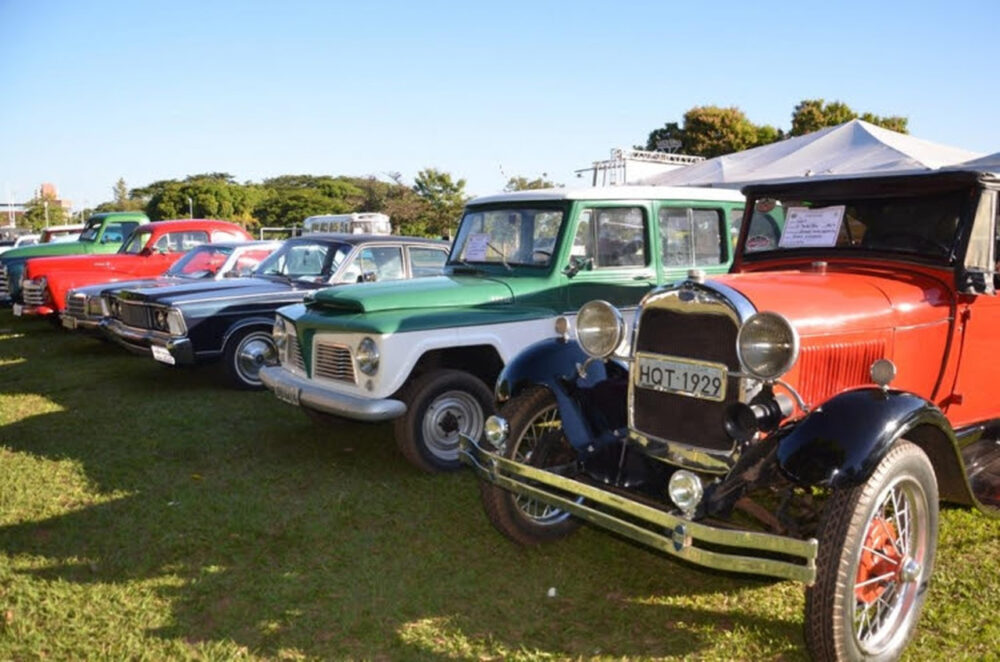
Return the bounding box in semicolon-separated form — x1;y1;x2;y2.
947;151;1000;177
641;120;983;188
469;185;744;206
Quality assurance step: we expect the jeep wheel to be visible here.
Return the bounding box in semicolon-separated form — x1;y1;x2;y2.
224;327;277;390
394;369;494;473
479;387;581;545
805;440;937;662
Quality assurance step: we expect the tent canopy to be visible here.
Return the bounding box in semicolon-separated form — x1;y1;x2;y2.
641;119;982;188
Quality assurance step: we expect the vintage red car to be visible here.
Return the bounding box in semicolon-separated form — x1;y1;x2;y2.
16;219;251;318
464;167;1000;660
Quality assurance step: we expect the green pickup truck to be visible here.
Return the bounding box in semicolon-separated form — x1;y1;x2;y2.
260;186;746;472
0;211;149;305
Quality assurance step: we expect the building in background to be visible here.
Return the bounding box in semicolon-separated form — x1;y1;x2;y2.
576;148;703;186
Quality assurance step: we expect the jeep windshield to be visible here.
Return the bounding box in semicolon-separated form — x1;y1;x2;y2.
741;187;967;263
449;207;564;268
254;240;351;282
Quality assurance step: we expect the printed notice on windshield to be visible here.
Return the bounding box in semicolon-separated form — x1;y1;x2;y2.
464;233;490;261
778;205;845;248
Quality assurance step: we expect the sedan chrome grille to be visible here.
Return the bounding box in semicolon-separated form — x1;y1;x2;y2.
313;341;356;383
22;281;46;306
110;298;153;329
67;294;87;317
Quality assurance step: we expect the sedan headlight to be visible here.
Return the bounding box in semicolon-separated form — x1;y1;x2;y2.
86;296;108;317
576;300;625;359
272;316;288;351
355;336;379;376
165;309;187;335
736;312;799;380
152;308;169;331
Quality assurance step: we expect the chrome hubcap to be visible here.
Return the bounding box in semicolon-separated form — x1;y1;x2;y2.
421;390;483;461
236;335;276;384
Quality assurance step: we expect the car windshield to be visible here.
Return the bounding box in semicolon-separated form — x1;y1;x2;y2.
449;207;564;267
120;230;152;254
740;188;966;262
77;218;104;242
254;240;351;281
166;245;234;279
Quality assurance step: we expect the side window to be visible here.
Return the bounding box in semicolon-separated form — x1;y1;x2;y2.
367;246;404;281
409;247;447;277
103;221;139;244
572;207;647;268
159;231;209;253
658;207;726;267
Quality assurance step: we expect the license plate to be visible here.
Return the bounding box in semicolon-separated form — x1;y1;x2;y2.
150;344;176;365
12;303;22;316
61;316;77;330
274;380;301;406
634;353;727;402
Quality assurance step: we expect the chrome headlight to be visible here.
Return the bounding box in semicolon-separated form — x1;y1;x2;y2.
483;415;509;447
576;300;625;359
355;336;379;376
272;316;288;351
668;470;703;516
86;296;109;317
736;312;799;380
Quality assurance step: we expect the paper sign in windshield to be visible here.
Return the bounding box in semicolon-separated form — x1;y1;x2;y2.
464;233;490;261
779;206;845;248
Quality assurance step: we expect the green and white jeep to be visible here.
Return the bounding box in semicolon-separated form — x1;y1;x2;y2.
260;186;747;472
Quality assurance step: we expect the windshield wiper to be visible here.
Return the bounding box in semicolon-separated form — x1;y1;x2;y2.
486;242;512;271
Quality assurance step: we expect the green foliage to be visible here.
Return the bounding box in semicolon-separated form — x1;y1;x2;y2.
640;121;685;152
681;106;779;158
110;178;144;212
790;99;909;136
412;168;468;237
503;174;560;192
21;193;69;231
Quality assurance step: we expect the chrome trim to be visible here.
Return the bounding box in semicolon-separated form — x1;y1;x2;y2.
698;279;757;321
259;365;405;422
461;435;817;584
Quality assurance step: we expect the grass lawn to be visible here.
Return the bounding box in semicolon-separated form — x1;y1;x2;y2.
0;308;997;660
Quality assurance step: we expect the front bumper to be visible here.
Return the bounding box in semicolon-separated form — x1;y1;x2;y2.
100;318;196;365
12;303;54;317
259;365;407;422
60;312;102;332
461;435;818;585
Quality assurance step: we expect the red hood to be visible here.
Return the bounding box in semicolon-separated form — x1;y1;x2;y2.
714;265;954;337
25;252;136;278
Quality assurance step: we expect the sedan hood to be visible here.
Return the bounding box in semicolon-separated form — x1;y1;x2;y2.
308;275;515;313
112;276;304;306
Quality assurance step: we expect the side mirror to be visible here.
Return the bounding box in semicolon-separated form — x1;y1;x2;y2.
358;271;378;283
140;246;153;256
562;256;594;278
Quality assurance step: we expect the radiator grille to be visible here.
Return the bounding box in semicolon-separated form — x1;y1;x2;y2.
795;340;886;405
22;281;46;306
66;294;87;317
631;302;741;453
111;298;152;329
0;265;8;299
286;334;306;373
313;341;356;383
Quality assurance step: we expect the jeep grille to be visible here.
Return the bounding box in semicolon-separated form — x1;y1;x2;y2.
312;341;356;384
631;297;742;454
286;333;306;373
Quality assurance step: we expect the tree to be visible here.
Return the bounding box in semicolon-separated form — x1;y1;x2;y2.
639;121;685;152
790;99;909;136
110;178;144;212
412;168;468;237
504;174;560;192
680;106;776;158
22;192;69;230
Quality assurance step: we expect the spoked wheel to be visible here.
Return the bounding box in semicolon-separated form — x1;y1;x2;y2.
224;327;277;390
805;440;938;661
394;369;494;473
479;387;582;545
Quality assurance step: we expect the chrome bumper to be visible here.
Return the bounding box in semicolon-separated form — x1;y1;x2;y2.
100;318;196;364
259;365;406;422
461;435;818;585
60;313;101;331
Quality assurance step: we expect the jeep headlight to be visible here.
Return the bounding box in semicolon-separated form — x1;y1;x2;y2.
736;312;799;380
576;300;625;359
272;316;288;352
355;336;379;376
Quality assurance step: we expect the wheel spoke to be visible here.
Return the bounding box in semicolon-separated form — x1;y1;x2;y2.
855;571;898;589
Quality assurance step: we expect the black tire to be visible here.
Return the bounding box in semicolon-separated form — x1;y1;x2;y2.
804;440;938;662
394;369;494;473
479;387;582;545
223;327;277;390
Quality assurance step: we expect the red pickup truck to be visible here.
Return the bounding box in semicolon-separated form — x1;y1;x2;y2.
16;219;252;318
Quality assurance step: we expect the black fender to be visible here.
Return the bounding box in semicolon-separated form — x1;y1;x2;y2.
495;338;628;451
777;387;954;488
221;317;275;350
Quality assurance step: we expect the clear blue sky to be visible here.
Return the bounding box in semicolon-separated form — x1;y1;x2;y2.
2;0;998;210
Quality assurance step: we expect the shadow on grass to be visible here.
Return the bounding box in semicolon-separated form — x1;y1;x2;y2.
0;313;807;658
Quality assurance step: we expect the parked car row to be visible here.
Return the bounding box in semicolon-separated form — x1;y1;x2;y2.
6;172;999;661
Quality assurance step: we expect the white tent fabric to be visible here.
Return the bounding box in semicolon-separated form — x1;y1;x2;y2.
641;119;982;188
949;151;1000;176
